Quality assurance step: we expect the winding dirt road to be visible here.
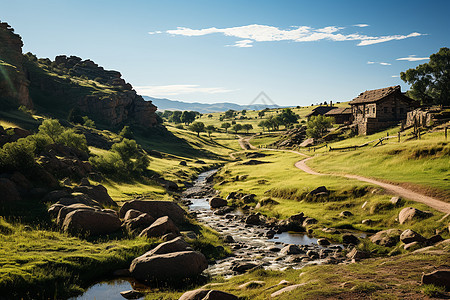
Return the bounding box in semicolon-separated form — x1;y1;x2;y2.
238;135;450;214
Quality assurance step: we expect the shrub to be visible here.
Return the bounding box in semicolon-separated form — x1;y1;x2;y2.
0;139;35;171
38;119;88;153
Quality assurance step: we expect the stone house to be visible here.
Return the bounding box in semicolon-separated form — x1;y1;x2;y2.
305;106;336;120
324;107;352;124
349;85;418;135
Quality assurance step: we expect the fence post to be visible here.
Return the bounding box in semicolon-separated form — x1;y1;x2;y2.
445;127;448;140
398;132;400;143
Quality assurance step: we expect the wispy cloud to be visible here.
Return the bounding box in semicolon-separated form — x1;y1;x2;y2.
391;75;399;78
367;61;391;66
152;24;423;47
354;24;369;27
396;55;429;61
135;84;234;97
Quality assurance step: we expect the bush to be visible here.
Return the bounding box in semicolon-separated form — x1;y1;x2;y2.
0;139;35;171
38;119;88;153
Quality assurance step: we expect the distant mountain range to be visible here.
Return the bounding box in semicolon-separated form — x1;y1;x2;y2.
143;96;281;114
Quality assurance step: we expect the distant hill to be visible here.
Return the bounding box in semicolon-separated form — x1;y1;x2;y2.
143;96;281;114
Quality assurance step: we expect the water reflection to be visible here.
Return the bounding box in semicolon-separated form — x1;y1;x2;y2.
70;279;137;300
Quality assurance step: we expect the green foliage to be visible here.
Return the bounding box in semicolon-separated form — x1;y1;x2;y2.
421;284;446;297
0;138;35;172
401;47;450;105
206;125;216;137
189;122;205;137
224;109;236;119
231;123;243;134
90;138;149;179
82;116;95;128
38;119;88;153
306;115;334;138
242;123;253;133
221;122;231;133
38;119;64;142
168;110;182;123
119;125;134;139
180;111;197;125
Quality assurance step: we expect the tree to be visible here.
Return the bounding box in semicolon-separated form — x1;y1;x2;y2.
168;111;182;123
221;122;231;133
258;120;267;132
206;125;215;137
258;111;265;118
224;110;236;119
306;115;334;138
400;47;450;105
189;122;205;136
241;109;247;116
231;124;242;134
181;111;196;125
207;114;213;118
119;126;134;139
82;116;96;128
278;108;299;128
38;119;64;143
242;124;253;133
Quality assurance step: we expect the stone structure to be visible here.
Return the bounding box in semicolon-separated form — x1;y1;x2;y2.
406;106;450;128
305;106;336;120
349;85;417;135
324;107;352;124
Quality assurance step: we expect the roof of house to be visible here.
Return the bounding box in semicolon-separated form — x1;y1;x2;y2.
349;85;401;105
305;106;336;117
324;107;352;115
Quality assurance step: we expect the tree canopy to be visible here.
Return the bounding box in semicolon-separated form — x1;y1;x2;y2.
306;115;334;138
400;47;450;105
189;122;205;136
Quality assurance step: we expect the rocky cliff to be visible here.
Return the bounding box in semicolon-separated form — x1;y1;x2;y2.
0;21;32;108
0;21;158;128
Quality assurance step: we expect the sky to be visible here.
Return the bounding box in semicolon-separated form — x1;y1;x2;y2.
1;0;449;107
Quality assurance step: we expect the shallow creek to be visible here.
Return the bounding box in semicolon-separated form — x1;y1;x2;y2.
73;169;349;299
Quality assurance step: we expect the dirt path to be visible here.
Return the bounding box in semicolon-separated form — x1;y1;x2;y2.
240;136;450;214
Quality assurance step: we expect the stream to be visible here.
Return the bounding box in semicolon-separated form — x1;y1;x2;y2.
73;169;351;299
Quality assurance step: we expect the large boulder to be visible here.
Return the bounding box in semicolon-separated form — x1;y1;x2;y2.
139;216;180;238
302;217;318;227
245;214;261;225
280;244;303;255
119;200;186;224
139;237;191;258
179;289;209;300
209;197;227;209
421;269;450;290
73;184;117;207
62;209;121;236
400;229;426;244
179;289;238;300
43;190;71;203
0;178;21;202
122;213;155;233
56;203;96;225
398;207;433;224
124;209;144;221
342;233;360;245
56;193;101;208
370;229;402;247
130;251;207;282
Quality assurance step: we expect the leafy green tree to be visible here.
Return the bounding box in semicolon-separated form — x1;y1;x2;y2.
258;120;267;132
189;122;205;136
231;124;242;134
206;125;215;137
38;119;64;143
258;111;265;118
224;110;236;119
278;108;299;128
119;126;134;139
242;124;253;133
82;116;96;128
38;119;88;153
241;109;247;116
168;111;182;123
181;111;196;125
221;122;231;133
306;115;334;138
400;47;450;105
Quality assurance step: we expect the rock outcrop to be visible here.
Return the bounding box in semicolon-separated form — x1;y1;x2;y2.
119;200;187;224
0;21;32;108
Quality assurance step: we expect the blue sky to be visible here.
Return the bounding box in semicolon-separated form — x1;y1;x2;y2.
1;0;449;106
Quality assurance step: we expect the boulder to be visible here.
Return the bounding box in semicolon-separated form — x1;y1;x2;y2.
120;290;144;299
421;269;450;290
317;238;330;246
390;197;403;206
289;212;305;223
370;229;402;247
403;242;421;251
43;190;71;203
0;178;21;202
231;261;259;273
124;209;144;221
48;203;65;218
56;204;96;226
57;193;101;208
302;217;318;227
400;229;426;244
203;290;238;300
398;207;433;224
242;194;256;203
62;209;121;236
238;281;265;289
73;184;117;207
139;216;180;238
245;214;261;225
130;251;207;282
339;211;353;218
119;200;186;224
179;289;210;300
361;219;373;225
342;234;360;245
139;237;191;258
427;235;443;245
223;235;235;243
346;248;370;260
308;186;329;196
280;244;303;255
123;213;155;233
209;197;227;209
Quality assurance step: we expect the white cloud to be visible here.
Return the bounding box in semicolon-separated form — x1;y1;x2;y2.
157;24;424;47
228;39;253;48
134;84;234;97
148;31;162;35
396;55;429;61
354;24;369;27
368;61;391;65
391;75;399;77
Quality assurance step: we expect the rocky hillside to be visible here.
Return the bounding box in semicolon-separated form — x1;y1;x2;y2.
0;21;158;128
0;22;32;108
